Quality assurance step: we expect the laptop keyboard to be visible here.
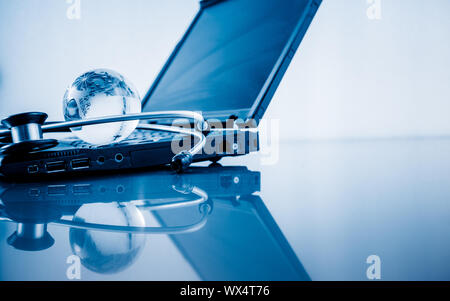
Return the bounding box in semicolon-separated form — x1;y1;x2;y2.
127;129;177;141
61;129;179;149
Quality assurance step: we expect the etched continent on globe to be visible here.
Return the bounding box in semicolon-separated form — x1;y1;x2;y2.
63;69;141;145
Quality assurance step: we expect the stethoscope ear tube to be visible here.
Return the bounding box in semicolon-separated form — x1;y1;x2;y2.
40;111;206;132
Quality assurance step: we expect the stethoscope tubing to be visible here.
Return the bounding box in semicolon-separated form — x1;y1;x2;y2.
0;110;207;158
0;111;205;136
0;187;210;234
41;111;205;132
137;123;206;156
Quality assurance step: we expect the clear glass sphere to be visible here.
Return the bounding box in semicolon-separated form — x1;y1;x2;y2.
69;202;147;274
63;69;141;145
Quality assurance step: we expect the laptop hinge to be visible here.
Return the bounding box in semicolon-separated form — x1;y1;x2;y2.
208;118;257;130
200;0;226;9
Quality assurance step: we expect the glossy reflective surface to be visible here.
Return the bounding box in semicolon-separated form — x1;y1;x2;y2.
1;139;450;280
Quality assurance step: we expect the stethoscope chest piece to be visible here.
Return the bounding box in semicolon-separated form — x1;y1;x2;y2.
0;112;58;155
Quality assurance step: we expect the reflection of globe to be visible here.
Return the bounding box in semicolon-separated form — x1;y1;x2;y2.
63;69;141;145
69;203;146;274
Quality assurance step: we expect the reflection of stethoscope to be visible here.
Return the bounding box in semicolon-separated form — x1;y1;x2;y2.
55;186;211;234
0;110;206;172
0;184;211;251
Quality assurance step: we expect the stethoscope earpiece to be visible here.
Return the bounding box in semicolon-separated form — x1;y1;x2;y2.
0;112;58;155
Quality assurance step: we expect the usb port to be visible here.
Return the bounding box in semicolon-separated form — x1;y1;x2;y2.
28;188;41;197
73;184;92;195
27;165;39;174
71;158;90;170
48;185;67;196
46;161;66;173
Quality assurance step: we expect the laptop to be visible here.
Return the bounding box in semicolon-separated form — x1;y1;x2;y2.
0;0;322;178
0;165;310;280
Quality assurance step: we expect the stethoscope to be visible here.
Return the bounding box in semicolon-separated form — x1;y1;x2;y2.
47;186;211;234
0;184;211;252
0;110;207;172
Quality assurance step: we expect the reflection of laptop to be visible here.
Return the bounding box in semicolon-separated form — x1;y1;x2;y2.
154;189;310;281
0;0;322;178
0;165;309;280
0;166;259;208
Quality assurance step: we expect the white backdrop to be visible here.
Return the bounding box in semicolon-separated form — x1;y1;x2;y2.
0;0;449;141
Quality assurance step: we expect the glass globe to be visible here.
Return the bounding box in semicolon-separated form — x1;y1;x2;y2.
69;202;147;274
63;69;141;145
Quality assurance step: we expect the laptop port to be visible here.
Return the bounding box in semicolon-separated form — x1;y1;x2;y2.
116;185;125;193
73;184;92;195
115;153;124;163
47;185;67;196
97;156;105;164
220;175;232;188
28;188;41;197
71;158;90;170
46;161;66;173
27;165;39;174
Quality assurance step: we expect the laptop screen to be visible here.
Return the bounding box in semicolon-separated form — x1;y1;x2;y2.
143;0;311;120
